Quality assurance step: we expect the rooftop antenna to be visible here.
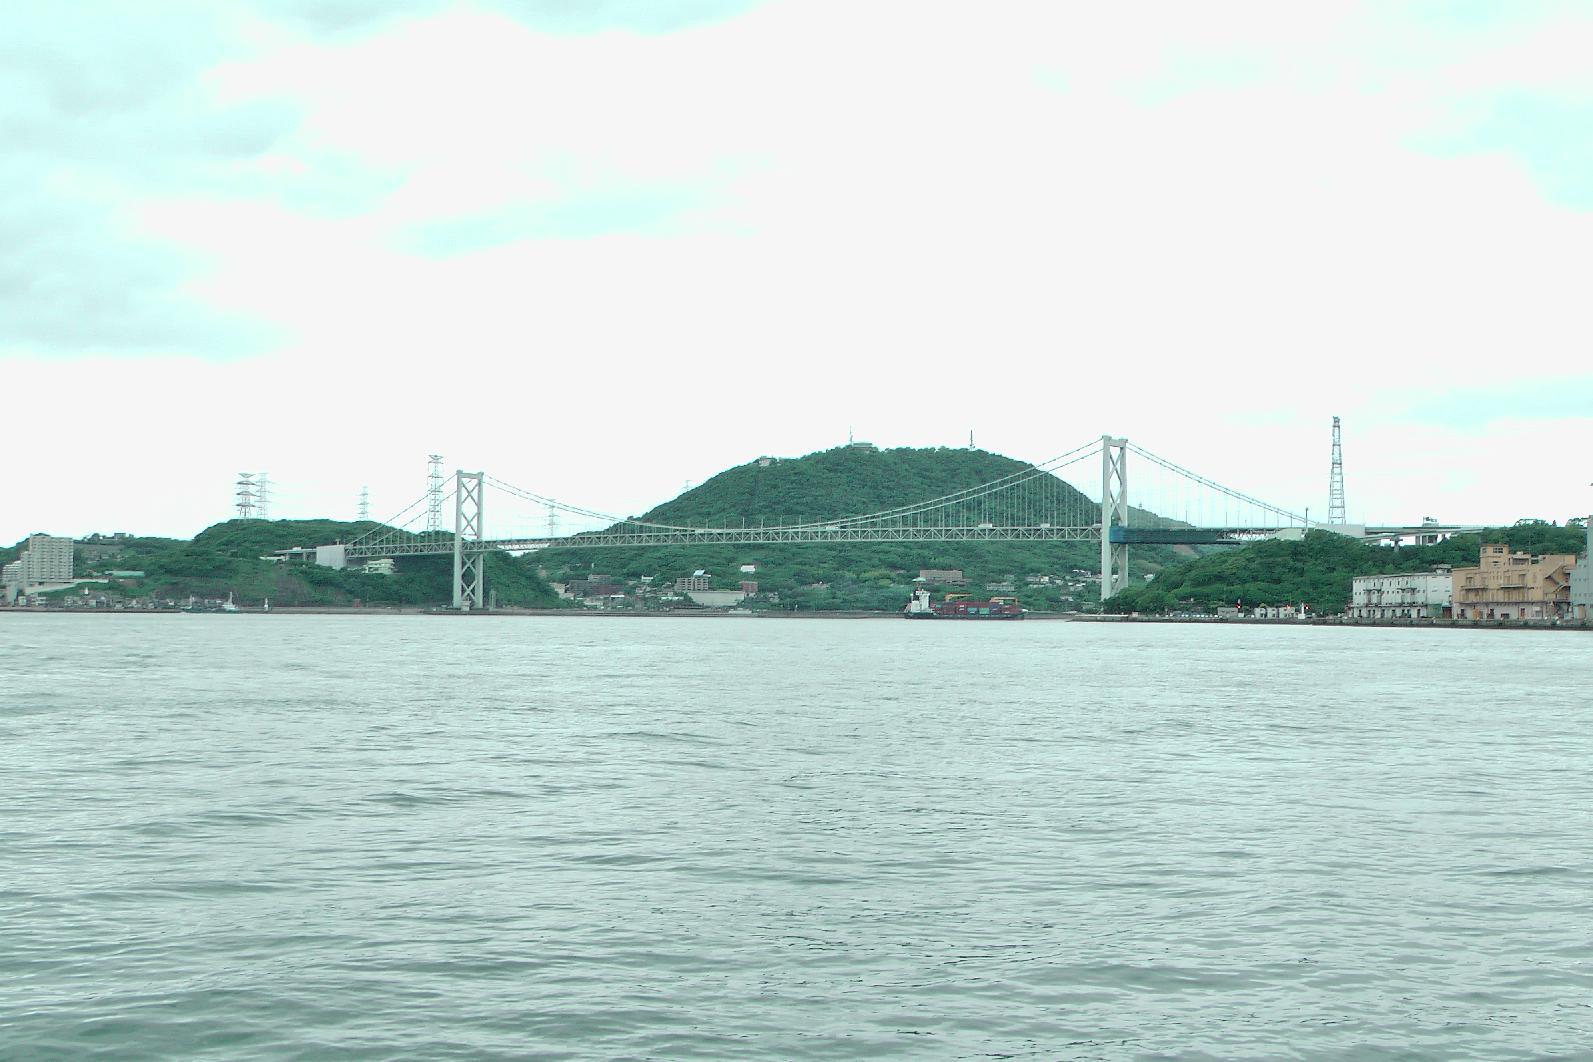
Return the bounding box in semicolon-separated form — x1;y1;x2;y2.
235;473;256;519
1328;416;1347;525
358;486;370;521
255;472;271;520
426;455;445;533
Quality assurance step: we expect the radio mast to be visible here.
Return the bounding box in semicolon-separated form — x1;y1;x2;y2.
426;455;445;533
1328;416;1346;524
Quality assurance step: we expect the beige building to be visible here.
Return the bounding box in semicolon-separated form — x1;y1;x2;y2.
1451;543;1575;620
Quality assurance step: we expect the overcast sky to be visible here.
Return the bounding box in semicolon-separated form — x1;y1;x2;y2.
5;0;1592;543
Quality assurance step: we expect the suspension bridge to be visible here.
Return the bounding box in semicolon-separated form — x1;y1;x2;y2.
315;436;1480;610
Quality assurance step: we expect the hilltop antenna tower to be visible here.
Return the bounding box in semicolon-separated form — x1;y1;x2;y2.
1328;416;1347;525
358;486;370;521
426;455;445;533
235;473;256;518
256;473;271;520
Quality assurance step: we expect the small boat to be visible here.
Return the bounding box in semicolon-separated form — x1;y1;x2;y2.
182;592;241;614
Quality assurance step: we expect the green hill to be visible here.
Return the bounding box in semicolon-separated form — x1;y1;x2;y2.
67;519;559;609
533;445;1191;612
642;446;1053;527
1105;521;1589;615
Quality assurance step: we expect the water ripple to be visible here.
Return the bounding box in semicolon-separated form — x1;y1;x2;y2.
3;615;1592;1059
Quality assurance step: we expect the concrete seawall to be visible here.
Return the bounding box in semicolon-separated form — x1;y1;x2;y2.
1088;614;1593;632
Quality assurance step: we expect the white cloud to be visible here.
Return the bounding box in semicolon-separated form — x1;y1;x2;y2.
6;0;1593;542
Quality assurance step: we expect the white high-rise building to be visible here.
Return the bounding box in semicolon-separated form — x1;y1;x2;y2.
3;534;74;590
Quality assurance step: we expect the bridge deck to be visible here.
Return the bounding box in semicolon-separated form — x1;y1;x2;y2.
1112;527;1286;545
344;524;1104;558
340;522;1484;559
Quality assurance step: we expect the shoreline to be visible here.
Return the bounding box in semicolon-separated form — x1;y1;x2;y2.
1081;614;1593;632
3;606;1590;630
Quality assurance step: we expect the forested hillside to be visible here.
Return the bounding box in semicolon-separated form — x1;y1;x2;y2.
1105;522;1588;615
59;519;559;609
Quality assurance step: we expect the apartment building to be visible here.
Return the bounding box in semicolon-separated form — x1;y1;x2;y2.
2;534;74;590
1451;544;1574;620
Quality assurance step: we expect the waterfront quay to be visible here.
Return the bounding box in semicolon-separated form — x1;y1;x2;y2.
1098;613;1593;632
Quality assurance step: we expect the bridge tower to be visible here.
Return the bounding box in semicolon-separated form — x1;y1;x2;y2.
452;471;486;611
1100;436;1129;601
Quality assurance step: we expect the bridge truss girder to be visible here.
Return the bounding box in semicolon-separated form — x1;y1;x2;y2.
346;523;1104;558
341;518;1485;564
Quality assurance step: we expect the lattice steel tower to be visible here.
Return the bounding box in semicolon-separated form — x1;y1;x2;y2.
255;473;271;520
426;455;445;533
1328;416;1346;525
235;473;256;518
358;486;370;521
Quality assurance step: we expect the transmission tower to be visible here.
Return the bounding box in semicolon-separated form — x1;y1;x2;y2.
426;455;445;533
235;473;257;518
547;501;559;540
1328;416;1347;525
358;486;370;521
256;473;271;520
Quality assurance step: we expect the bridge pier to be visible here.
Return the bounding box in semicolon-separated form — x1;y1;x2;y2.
1100;436;1129;601
453;471;486;611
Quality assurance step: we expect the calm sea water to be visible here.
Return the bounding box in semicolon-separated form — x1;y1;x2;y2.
3;614;1591;1060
